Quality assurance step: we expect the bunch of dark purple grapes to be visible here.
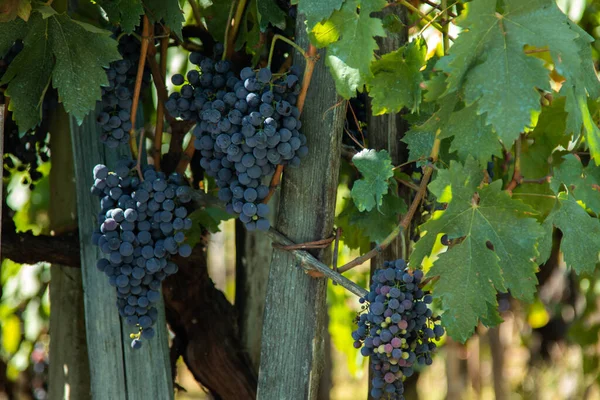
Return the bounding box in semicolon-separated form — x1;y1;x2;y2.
165;51;308;231
96;35;151;148
353;259;444;399
91;160;193;349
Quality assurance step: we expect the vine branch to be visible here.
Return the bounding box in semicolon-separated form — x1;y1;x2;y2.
506;134;523;192
225;0;248;59
153;27;170;170
338;138;441;273
129;15;152;158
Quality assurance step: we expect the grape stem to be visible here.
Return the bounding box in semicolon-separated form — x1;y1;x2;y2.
506;133;523;192
175;139;196;174
396;0;455;40
222;0;236;61
153;27;170;171
262;164;283;204
129;15;152;158
136;128;146;180
267;34;310;69
188;0;203;26
225;0;249;60
337;138;442;273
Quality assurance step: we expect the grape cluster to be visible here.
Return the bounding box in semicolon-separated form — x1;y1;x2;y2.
96;35;151;148
91;161;193;349
165;51;308;231
353;259;444;400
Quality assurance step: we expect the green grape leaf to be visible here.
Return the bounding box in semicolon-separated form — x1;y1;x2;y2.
440;103;501;166
144;0;184;38
0;0;31;22
439;0;596;147
336;197;371;252
543;194;600;274
297;0;344;28
551;154;600;215
350;149;394;212
235;2;262;65
422;72;447;103
366;37;426;115
513;99;570;215
343;192;407;244
186;207;234;249
0;17;27;57
311;0;386;98
412;158;544;341
95;0;144;33
402;95;457;165
1;11;120;131
199;0;231;43
256;0;286;31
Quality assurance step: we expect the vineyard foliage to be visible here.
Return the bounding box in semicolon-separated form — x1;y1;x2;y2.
2;0;600;347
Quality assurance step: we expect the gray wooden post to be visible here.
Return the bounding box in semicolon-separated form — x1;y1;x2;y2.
70;109;172;399
48;104;91;400
256;15;346;400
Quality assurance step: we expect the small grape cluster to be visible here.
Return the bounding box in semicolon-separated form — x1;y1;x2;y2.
353;259;444;400
96;35;151;148
165;50;307;231
91;161;193;349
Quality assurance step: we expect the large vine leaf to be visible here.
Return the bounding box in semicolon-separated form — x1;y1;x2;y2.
539;194;600;273
294;0;345;29
0;17;27;58
341;192;407;244
350;149;394;212
411;158;544;341
366;37;427;115
200;0;232;44
513;99;570;215
336;197;371;252
402;95;457;165
95;0;144;33
144;0;184;38
439;0;597;149
439;103;501;166
1;9;120;131
256;0;286;31
310;0;386;98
